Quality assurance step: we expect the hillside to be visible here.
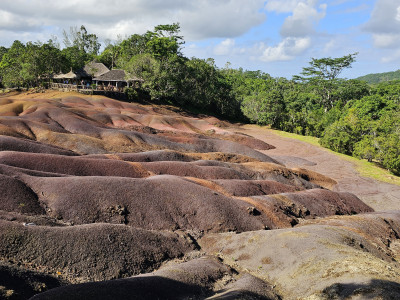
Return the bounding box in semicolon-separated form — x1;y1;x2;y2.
356;69;400;84
1;91;400;299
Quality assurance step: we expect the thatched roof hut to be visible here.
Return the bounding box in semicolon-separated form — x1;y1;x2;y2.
77;62;109;79
93;69;143;87
53;70;78;80
52;62;109;81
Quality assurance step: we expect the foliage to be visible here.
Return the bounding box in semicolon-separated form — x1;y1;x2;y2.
63;25;101;56
296;53;358;81
241;83;285;127
320;119;359;155
321;91;400;174
357;69;400;84
294;53;358;109
0;40;27;87
98;38;122;69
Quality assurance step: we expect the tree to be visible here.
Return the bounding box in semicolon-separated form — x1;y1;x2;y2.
376;133;400;175
61;46;90;71
116;34;149;67
145;23;184;60
0;46;8;62
98;38;122;69
0;46;9;87
294;53;358;109
0;40;26;87
63;25;101;56
353;136;378;162
241;88;285;128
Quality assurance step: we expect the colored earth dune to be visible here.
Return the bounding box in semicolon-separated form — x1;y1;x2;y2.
1;91;400;299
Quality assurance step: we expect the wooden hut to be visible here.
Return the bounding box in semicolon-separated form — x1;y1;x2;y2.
77;62;109;80
52;69;78;84
93;69;143;91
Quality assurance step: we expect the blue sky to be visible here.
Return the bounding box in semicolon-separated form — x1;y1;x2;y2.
0;0;399;78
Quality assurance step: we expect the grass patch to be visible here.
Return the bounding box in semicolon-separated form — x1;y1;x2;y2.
270;129;400;186
271;129;321;147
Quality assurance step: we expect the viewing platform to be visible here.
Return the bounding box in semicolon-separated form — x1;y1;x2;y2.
50;83;125;95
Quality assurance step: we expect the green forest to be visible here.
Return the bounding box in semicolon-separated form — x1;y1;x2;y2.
0;24;399;175
357;69;400;84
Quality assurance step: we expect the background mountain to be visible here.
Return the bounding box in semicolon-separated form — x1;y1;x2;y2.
356;69;400;84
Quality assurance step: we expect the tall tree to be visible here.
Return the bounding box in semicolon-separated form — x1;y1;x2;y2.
99;38;122;69
63;25;101;56
0;40;26;87
145;23;184;60
294;53;358;109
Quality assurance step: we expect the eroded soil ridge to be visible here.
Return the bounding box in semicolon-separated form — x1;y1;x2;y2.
0;91;399;299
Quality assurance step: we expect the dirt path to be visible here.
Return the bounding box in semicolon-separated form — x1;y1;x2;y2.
234;124;400;211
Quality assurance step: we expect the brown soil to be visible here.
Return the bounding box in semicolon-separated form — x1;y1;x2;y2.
0;91;399;299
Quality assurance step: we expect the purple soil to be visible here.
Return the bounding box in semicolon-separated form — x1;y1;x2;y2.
0;174;44;215
0;261;65;300
0;220;195;282
139;161;247;179
279;189;373;217
0;136;76;156
0;97;279;162
0;151;150;177
241;189;373;229
30;257;280;300
213;179;301;196
21;175;270;232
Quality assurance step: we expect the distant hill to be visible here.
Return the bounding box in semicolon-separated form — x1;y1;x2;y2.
356;69;400;84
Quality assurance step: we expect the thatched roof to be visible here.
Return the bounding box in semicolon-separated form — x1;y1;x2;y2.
53;70;78;80
77;62;110;78
93;69;143;82
52;63;109;80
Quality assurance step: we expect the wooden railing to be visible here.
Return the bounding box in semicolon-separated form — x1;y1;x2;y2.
50;83;124;93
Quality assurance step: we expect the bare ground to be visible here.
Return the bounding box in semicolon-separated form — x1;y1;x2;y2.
235;124;400;211
1;91;400;299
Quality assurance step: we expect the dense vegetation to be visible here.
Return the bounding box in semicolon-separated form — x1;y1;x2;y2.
0;24;399;175
357;69;400;84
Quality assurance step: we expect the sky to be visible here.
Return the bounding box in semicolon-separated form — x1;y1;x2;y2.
0;0;399;79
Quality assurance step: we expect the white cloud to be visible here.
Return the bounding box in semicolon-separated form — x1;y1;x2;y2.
381;49;400;63
213;39;235;56
180;0;266;40
265;0;304;13
280;1;326;37
0;0;267;45
258;0;325;62
372;33;400;49
363;0;400;48
259;37;311;62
